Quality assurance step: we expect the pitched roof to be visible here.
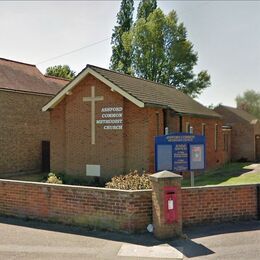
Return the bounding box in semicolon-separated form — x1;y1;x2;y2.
44;75;70;89
0;58;67;95
42;64;221;118
217;105;259;124
90;65;221;117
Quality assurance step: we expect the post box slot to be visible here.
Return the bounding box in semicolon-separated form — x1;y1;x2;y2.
164;186;178;223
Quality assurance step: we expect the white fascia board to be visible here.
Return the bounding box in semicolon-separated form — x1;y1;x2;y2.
42;67;144;112
88;68;144;108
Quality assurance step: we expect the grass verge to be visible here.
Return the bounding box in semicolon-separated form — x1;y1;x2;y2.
182;162;260;187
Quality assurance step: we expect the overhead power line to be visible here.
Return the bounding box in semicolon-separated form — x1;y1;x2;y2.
36;37;111;65
36;16;177;66
36;2;210;65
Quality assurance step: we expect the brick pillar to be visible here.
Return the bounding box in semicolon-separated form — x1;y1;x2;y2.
149;170;182;240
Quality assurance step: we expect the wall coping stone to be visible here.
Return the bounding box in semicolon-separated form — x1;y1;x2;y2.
0;179;152;193
182;183;260;190
150;171;182;182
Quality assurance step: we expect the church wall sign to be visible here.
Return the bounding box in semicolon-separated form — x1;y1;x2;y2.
155;133;206;173
96;106;123;130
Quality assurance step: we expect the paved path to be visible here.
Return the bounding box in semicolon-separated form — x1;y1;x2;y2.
243;163;260;175
0;217;259;259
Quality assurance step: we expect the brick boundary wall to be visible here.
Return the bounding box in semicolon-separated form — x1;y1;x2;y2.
182;184;258;225
0;179;152;233
0;179;258;232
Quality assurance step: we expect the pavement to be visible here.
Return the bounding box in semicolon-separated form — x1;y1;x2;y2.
0;216;259;259
243;163;260;174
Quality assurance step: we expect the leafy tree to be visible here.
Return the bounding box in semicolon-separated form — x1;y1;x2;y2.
110;0;134;74
236;90;260;118
123;8;210;97
45;65;75;80
208;103;222;109
137;0;157;20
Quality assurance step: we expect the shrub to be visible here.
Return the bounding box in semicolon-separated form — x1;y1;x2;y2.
53;173;103;187
105;170;152;190
46;173;63;184
237;157;249;163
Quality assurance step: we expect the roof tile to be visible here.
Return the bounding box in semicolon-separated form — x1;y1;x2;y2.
90;65;221;118
217;105;258;124
0;58;67;95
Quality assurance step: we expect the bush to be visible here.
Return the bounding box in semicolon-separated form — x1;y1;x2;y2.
105;170;152;190
237;157;249;163
53;173;103;187
46;173;63;184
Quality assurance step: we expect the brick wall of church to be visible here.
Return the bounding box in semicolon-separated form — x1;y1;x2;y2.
166;112;231;170
50;74;231;180
214;106;256;161
50;75;164;180
51;75;125;180
0;90;52;175
50;99;66;173
124;102;164;173
182;116;229;169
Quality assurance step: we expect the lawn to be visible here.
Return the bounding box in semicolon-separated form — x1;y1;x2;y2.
182;162;260;187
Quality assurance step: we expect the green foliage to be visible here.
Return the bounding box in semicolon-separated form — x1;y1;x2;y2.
181;163;251;187
137;0;157;20
105;170;152;190
53;173;104;187
208;102;222;109
236;90;260;119
123;8;210;97
46;173;63;184
110;0;134;74
45;65;76;80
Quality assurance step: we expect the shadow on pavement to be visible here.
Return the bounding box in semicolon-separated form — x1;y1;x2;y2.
184;220;260;239
170;239;214;258
1;216;259;258
0;216;160;246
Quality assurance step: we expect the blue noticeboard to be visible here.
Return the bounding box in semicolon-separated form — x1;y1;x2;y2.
155;133;206;172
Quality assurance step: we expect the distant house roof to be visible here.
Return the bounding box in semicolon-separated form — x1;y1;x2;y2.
216;105;259;124
42;64;221;118
44;75;70;89
0;58;68;95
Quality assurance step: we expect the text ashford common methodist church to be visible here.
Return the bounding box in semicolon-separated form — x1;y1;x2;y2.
42;64;231;181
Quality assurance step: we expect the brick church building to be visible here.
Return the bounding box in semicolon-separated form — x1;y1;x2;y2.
43;65;231;181
0;58;68;176
215;105;260;162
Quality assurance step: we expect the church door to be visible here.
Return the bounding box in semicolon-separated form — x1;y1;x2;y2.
42;141;50;172
256;135;260;162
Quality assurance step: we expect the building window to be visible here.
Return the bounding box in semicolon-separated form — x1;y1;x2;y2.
215;124;218;151
202;123;206;136
223;133;229;151
156;112;160;136
186;122;190;133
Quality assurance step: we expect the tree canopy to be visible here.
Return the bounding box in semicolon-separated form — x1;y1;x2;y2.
236;90;260;119
110;0;134;74
45;65;76;80
122;8;210;97
137;0;157;20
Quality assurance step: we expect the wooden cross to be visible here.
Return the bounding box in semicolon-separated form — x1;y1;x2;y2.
83;86;104;144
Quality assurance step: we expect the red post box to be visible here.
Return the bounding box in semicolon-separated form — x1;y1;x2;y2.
164;186;178;223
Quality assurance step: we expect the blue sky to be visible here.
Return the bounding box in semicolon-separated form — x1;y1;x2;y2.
0;1;259;107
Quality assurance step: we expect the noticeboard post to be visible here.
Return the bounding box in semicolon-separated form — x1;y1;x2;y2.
155;133;206;186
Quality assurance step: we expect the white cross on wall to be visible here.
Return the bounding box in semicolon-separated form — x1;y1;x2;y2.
83;86;104;145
